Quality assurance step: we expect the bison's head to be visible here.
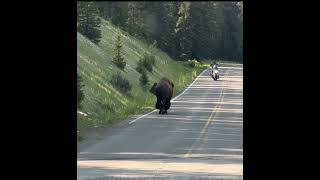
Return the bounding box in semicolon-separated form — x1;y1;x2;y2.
149;82;157;95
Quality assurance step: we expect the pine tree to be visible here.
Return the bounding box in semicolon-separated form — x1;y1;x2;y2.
154;2;179;57
164;1;183;59
237;2;243;61
96;1;115;21
175;2;193;60
77;2;101;44
112;33;126;70
206;2;220;59
210;2;224;58
96;1;109;20
95;2;128;30
111;2;128;29
220;2;242;60
127;2;146;39
143;2;162;44
188;2;214;59
127;2;141;36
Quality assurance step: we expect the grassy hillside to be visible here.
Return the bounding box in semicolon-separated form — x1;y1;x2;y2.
77;19;207;137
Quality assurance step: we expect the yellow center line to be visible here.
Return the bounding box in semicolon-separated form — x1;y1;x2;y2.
184;70;230;158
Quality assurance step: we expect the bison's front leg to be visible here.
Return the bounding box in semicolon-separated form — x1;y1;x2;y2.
164;99;171;110
159;100;165;114
163;100;168;114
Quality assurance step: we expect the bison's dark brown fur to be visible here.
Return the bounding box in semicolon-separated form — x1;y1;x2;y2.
150;77;174;114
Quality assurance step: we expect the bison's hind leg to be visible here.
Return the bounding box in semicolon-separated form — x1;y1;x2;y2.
164;98;171;110
158;100;165;114
155;101;160;109
159;107;165;114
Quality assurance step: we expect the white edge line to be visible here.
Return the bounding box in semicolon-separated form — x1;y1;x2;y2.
128;109;157;125
129;69;208;125
171;69;207;101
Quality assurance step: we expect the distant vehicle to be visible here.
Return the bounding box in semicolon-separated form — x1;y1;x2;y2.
211;69;219;81
209;62;219;81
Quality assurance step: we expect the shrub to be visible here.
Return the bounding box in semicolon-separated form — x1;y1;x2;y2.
110;71;132;94
136;59;145;74
188;59;198;68
139;70;149;91
148;53;156;66
144;59;153;72
136;53;156;73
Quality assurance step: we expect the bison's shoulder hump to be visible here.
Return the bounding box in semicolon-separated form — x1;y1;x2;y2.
160;77;173;85
162;78;173;88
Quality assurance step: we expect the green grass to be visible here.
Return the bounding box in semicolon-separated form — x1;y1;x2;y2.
77;19;207;139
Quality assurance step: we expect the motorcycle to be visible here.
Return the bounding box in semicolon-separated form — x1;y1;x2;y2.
210;69;219;81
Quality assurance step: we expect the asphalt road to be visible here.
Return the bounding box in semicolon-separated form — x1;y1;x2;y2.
77;63;243;180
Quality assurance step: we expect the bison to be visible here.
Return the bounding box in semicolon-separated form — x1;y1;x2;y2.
150;77;174;114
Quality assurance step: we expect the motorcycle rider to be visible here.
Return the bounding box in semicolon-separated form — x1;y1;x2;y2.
212;62;218;70
211;62;219;79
